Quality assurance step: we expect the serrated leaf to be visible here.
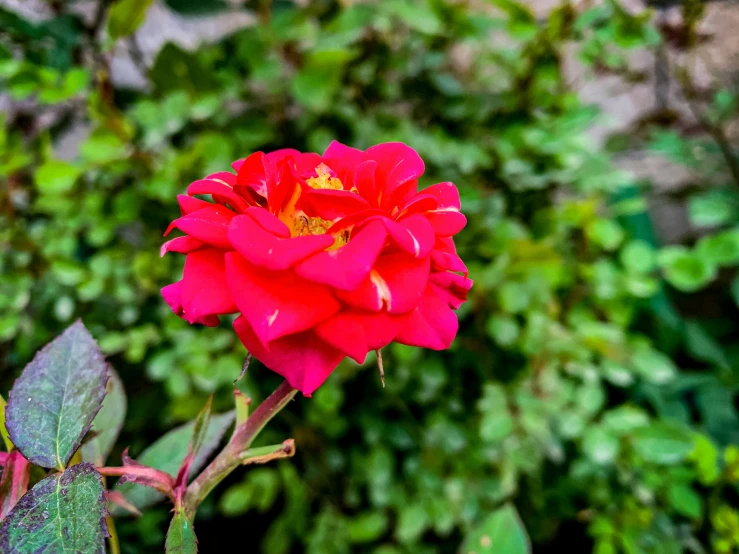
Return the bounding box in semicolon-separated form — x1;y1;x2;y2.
6;320;108;469
461;503;531;554
82;367;127;466
166;510;198;553
0;463;108;554
114;411;234;512
107;0;154;40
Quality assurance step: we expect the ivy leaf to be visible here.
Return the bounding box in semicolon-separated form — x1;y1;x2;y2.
166;510;198;553
0;463;108;554
81;367;127;466
114;411;234;512
460;503;531;554
107;0;154;40
6;320;108;470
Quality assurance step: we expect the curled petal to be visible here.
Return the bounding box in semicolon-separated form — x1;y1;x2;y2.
165;205;237;249
381;214;435;258
161;281;220;327
430;248;467;274
225;252;341;347
395;286;459;350
429;272;474;309
422;181;461;210
295;221;387;291
236;152;271;197
160;236;205;257
181;249;238;324
188;178;250;212
396;193;439;218
228;213;334;271
322;141;364;189
301;189;370;221
234;317;344;395
177;194;212;216
364;142;424;209
245;207;290;238
335;253;430;314
425;209;467;237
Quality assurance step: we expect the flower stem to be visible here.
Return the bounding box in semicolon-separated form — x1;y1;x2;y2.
183;380;297;517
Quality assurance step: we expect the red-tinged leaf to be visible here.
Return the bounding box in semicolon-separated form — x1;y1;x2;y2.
99;449;176;502
104;490;141;517
0;451;30;520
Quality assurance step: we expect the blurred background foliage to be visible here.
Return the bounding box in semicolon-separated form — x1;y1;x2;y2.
2;0;739;552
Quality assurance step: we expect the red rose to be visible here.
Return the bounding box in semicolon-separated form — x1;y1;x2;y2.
161;141;472;394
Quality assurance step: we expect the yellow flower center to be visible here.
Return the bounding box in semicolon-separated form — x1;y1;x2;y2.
305;163;343;191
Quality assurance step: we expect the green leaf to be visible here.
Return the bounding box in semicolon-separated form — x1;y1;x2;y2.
348;512;389;543
620;240;656;274
291;50;354;112
630;346;677;384
0;463;108;554
631;423;694;465
667;484;702;519
695;229;739;267
81;367;127;466
6;320;108;469
166;510;198;553
395;503;429;543
586;219;624;251
0;394;12;451
33;160;81;194
582;427;619;465
114;411;234;512
688;190;738;227
107;0;155;40
486;315;519;346
658;246;716;292
461;503;531;554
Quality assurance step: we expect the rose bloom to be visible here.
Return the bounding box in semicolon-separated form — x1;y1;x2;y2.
161;141;472;395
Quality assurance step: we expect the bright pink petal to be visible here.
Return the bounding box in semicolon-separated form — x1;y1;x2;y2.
177;194;212;216
325;208;388;235
188;179;250;212
228;213;334;271
422;182;461;210
322;141;364;189
236;152;270;197
430;248;467;274
234;317;344;395
396;193;439;218
162;281;183;316
364;142;424;209
354;160;380;207
181;249;238;324
335;253;430;314
165;205;236;249
394;286;459;350
295;221;387;291
300;189;370;221
160;236;205;257
425;209;467;237
314;313;368;363
244;207;290;238
225;252;341;346
429;272;473;309
381;214;435;258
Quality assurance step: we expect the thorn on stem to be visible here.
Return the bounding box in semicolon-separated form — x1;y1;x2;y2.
234;353;253;385
376;349;385;388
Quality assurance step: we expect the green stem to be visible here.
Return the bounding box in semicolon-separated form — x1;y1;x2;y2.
183;380;297;517
106;515;120;554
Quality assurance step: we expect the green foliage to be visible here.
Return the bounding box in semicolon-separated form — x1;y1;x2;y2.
81;367;128;466
165;511;198;554
0;463;108;554
2;0;739;552
5;321;108;469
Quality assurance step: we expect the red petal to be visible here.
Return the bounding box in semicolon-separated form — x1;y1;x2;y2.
234;317;344;395
364;142;424;209
382;214;435;258
322;141;364;189
225;252;341;346
181;249;238;324
396;193;439;218
165;205;236;248
425;209;467;237
422;181;461;210
354;160;380;207
160;236;205;257
294;221;387;291
395;286;459;350
236;152;271;197
228;213;334;271
314;313;368;363
188;179;250;212
244;207;290;238
429;272;473;309
335;252;430;314
177;194;211;216
430;248;467;274
300;189;370;221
